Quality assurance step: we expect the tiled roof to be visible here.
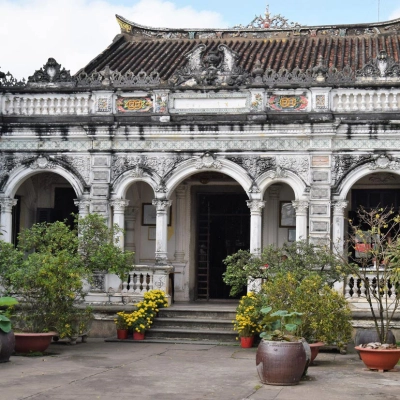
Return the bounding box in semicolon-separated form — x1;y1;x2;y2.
79;15;400;81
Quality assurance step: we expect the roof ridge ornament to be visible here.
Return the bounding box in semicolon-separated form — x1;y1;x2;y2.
27;58;74;87
232;4;301;30
356;50;400;79
169;44;250;86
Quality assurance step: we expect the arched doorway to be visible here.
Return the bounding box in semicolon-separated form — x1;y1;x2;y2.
188;172;250;300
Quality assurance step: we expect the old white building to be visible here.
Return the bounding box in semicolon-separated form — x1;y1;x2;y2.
1;8;400;304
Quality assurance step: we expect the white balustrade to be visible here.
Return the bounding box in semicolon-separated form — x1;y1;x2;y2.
2;94;93;115
344;272;398;300
120;264;173;297
332;89;400;112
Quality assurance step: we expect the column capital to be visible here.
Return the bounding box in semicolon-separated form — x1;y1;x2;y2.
110;198;130;212
152;199;172;211
292;200;309;215
332;200;348;215
0;197;18;212
74;199;91;213
246;200;266;213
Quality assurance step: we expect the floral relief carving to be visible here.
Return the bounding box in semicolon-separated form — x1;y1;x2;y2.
227;156;276;179
29;156;56;170
63;155;90;183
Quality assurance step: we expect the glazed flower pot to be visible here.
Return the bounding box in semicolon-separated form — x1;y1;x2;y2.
240;336;254;348
133;331;145;340
256;340;307;385
14;332;56;353
355;346;400;371
0;330;15;362
116;329;128;340
309;342;325;363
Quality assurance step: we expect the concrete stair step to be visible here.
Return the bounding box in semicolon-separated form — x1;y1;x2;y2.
159;308;236;320
152;317;234;331
145;327;237;342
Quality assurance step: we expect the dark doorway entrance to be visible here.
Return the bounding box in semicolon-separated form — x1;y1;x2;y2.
196;192;250;300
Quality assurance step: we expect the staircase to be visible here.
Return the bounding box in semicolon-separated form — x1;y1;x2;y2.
143;302;238;344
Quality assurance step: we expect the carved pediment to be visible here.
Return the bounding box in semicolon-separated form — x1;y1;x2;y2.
356;51;400;79
169;44;250;87
27;58;74;87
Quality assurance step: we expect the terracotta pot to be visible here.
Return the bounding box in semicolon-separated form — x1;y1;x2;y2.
240;336;254;348
116;329;128;340
309;342;325;363
14;332;56;353
355;346;400;371
133;331;145;340
0;330;15;362
256;340;307;385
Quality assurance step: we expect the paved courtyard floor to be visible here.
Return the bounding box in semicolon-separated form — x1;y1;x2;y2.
1;339;399;400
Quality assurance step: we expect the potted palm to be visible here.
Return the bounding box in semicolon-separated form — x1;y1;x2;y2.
256;307;307;385
0;296;18;362
337;206;400;371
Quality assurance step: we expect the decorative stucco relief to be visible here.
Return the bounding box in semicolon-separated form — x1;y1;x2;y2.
277;156;309;183
227;156;275;179
332;154;372;185
111;155;189;181
62;155;90;183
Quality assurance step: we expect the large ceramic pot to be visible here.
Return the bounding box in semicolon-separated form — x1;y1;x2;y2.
14;332;56;353
354;329;396;346
0;330;15;362
256;340;307;385
355;346;400;371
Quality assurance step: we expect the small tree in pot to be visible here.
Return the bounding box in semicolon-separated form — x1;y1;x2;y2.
336;207;400;371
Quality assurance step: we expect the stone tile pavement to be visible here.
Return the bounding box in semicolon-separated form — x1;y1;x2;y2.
0;339;399;400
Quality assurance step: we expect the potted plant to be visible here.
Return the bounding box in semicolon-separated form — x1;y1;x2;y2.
0;221;91;352
258;272;353;360
0;296;18;362
143;289;169;315
337;206;400;371
114;312;129;339
256;306;307;385
233;292;263;348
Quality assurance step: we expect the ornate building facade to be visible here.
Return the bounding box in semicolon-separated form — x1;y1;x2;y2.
1;8;400;303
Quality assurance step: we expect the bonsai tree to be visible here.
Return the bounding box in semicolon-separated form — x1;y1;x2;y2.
337;206;400;345
223;241;342;297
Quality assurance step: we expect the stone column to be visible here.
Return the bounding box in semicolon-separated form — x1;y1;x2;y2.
332;200;348;256
174;185;187;262
0;197;18;243
267;185;281;245
125;206;139;254
247;200;266;256
110;199;130;249
292;200;309;241
152;199;172;264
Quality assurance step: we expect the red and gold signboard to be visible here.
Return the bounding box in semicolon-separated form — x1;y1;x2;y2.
116;97;153;113
268;95;308;111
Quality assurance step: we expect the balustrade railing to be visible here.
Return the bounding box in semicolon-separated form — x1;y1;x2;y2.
344;272;398;300
2;94;93;115
332;89;400;112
